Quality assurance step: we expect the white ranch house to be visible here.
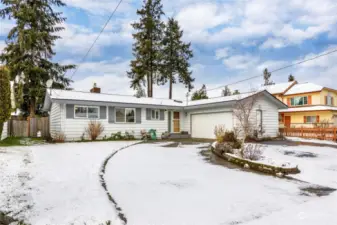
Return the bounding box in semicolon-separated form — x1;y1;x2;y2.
43;88;287;140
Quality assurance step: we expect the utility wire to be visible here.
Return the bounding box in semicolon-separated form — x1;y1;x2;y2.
68;0;124;80
206;47;337;92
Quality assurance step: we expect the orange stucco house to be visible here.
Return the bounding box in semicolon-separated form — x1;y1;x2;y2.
264;81;337;128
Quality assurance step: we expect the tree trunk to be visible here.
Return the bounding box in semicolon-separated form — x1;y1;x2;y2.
30;98;36;117
0;122;3;139
147;74;151;97
169;76;173;99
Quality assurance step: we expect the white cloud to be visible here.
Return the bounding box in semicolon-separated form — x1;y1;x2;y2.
215;48;230;60
55;21;133;56
222;54;260;70
260;38;287;49
175;0;337;48
63;0;134;15
0;41;6;53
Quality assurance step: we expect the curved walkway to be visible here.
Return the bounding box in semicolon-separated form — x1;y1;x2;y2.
99;142;141;224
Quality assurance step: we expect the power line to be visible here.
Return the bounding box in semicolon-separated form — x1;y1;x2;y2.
206;47;337;92
68;0;124;80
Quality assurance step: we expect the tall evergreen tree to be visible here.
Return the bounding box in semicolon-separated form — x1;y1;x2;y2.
160;18;194;99
191;84;208;101
0;0;75;117
263;68;274;86
127;0;165;97
288;74;295;82
222;86;231;96
0;66;11;138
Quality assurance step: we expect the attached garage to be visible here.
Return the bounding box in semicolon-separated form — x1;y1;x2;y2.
191;112;233;139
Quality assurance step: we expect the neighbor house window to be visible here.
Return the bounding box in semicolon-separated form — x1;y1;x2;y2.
115;108;135;123
325;95;334;106
151;109;159;120
256;110;263;131
74;106;99;119
305;116;316;123
291;96;308;106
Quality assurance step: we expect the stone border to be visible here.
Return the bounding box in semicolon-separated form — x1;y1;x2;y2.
99;142;142;225
211;147;300;176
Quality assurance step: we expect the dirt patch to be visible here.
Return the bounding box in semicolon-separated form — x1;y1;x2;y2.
300;186;336;197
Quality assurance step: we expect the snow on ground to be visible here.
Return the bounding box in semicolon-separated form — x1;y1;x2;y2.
0;141;138;225
245;143;337;224
286;137;337;146
262;144;337;188
105;143;316;225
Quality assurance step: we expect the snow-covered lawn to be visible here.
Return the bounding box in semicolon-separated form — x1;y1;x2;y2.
1;141;337;225
105;142;337;225
0;141;138;225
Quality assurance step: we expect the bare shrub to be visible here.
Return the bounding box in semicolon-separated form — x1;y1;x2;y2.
313;119;331;128
233;91;261;157
214;125;226;143
53;132;66;143
242;144;264;161
86;120;104;141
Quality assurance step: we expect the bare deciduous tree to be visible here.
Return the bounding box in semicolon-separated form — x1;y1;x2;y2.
233;91;261;157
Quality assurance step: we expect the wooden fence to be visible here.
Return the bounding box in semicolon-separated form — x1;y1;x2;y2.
9;117;49;138
279;127;337;141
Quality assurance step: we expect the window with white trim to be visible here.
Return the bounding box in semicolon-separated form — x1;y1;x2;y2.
74;106;99;119
151;109;160;120
290;96;308;106
115;108;135;123
305;116;316;123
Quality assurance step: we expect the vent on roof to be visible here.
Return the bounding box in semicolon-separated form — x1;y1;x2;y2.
173;100;183;103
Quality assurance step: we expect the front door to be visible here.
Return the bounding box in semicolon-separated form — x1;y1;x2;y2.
285;116;291;128
173;112;180;133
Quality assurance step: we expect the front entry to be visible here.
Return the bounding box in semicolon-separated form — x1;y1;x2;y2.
284;116;291;128
173;112;180;133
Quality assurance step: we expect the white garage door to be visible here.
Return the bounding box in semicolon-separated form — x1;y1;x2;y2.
191;112;233;139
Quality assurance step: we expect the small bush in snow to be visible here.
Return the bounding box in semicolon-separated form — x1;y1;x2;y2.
214;125;226;143
53;132;66;143
242;144;264;161
86;121;104;141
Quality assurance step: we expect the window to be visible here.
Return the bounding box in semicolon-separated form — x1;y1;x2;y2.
291;96;308;106
151;109;159;120
115;108;135;123
74;106;87;118
305;116;317;123
88;107;99;119
74;106;99;119
326;95;334;106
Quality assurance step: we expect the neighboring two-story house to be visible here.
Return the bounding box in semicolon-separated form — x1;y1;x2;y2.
264;81;337;128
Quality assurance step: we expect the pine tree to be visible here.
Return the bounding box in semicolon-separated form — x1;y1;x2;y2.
191;84;208;101
0;0;75;117
0;66;11;139
222;86;231;96
160;18;194;99
134;86;147;98
127;0;165;97
288;74;295;82
233;90;240;95
263;68;274;86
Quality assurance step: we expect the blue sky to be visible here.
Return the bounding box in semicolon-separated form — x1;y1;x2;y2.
1;0;337;99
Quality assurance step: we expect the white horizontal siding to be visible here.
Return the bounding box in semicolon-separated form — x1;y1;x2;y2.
50;103;61;139
183;107;233;134
1;122;8;140
62;107;170;141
